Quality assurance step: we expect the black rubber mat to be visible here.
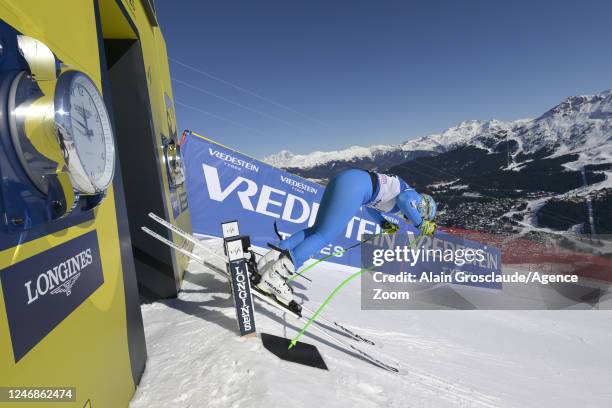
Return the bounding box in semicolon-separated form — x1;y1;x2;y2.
261;333;328;370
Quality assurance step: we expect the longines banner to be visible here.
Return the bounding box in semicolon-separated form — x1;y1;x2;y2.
0;230;104;361
181;132;502;285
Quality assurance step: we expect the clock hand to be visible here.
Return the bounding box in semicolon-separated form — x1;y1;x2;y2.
80;105;88;126
78;105;94;139
74;118;94;138
73;117;88;130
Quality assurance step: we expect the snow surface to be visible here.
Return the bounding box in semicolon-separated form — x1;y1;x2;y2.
130;239;612;408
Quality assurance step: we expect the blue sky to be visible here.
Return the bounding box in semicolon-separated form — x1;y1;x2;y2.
157;0;612;158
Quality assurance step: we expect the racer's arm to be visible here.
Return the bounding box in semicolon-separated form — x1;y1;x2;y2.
396;189;424;227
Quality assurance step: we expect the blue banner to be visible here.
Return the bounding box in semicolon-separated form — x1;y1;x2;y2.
181;132;501;284
362;232;503;290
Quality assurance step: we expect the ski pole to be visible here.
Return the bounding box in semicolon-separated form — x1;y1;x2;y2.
288;233;426;349
288;265;375;349
287;231;384;282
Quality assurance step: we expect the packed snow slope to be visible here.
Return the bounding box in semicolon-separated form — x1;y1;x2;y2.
130;239;612;408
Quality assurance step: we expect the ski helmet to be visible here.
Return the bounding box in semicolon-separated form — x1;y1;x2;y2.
417;194;437;221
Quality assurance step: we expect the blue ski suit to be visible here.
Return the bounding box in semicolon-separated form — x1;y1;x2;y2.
278;169;426;269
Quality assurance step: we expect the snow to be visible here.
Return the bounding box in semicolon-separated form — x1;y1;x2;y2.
264;145;399;169
429;179;460;188
263;89;612;174
558;171;612;198
503;159;533;172
462;192;483;197
261;122;486;169
262;140;441;170
130;239;612;408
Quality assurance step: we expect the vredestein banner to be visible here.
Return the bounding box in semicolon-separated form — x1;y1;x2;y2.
180;131;501;287
182;132;383;268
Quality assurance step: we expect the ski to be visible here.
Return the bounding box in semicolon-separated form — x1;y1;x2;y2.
147;212;377;346
142;220;399;373
142;226;302;318
333;322;375;346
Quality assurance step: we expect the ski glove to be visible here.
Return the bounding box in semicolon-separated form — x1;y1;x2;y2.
381;220;400;235
418;220;437;236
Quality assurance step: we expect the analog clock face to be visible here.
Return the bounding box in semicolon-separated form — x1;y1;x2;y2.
68;76;112;186
55;71;115;194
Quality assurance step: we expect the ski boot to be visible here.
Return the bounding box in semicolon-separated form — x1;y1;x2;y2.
254;247;302;315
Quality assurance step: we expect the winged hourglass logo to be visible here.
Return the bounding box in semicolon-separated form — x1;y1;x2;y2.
50;273;81;297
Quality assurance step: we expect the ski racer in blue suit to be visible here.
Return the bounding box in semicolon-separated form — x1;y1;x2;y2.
255;168;438;310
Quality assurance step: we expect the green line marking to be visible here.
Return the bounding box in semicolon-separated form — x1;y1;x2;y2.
287;232;426;350
288;266;375;349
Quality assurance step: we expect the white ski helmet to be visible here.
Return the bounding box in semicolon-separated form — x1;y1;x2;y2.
417;194;437;221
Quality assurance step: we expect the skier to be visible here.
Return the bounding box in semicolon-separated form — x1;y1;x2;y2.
255;169;438;308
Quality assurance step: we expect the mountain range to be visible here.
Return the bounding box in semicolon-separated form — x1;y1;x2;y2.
264;89;612;234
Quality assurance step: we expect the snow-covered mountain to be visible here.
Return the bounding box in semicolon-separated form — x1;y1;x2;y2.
262;130;466;171
512;90;612;170
264;89;612;173
264;140;444;170
264;89;612;234
262;118;504;170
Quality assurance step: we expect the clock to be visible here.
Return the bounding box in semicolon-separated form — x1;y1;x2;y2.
162;94;184;188
8;70;115;197
163;137;185;187
54;71;115;195
1;33;116;231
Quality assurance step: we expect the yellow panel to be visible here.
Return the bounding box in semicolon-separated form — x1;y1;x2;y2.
0;189;134;408
0;1;136;407
99;0;137;39
125;0;192;282
154;27;193;275
0;0;102;82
